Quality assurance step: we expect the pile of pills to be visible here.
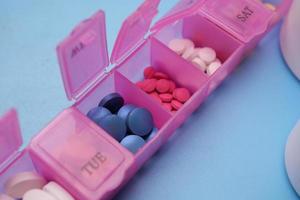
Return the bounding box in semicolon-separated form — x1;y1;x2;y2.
168;38;222;76
1;171;74;200
136;67;191;112
87;93;158;153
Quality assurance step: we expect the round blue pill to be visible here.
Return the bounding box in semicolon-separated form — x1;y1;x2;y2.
127;108;154;137
146;127;158;141
120;135;146;153
98;115;127;142
99;93;124;113
117;104;136;121
87;107;111;124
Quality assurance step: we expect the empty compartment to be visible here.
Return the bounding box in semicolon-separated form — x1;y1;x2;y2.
116;38;208;113
153;13;244;76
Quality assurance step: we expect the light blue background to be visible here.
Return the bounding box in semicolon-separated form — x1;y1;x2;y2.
0;0;299;199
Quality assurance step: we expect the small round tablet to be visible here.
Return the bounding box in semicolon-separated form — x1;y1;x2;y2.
117;104;136;122
168;81;176;93
98;115;127;141
141;79;157;93
156;79;170;93
121;135;146;153
4;172;47;198
206;59;222;76
0;194;14;200
87;107;111;124
198;47;217;64
147;127;158;141
192;57;207;72
127;108;154;136
168;39;193;55
43;182;74;200
173;88;191;103
162;103;173;111
159;93;173;103
154;72;169;80
98;93;124;113
23;189;57;200
171;100;183;110
182;46;195;60
144;66;156;79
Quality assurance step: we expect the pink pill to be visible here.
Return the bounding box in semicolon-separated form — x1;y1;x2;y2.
156;79;170;93
168;81;176;93
144;66;156;79
142;79;157;93
159;93;173;102
162;103;173;111
23;189;57;200
173;88;191;103
154;72;169;80
136;81;145;89
4;172;47;199
171;100;183;110
198;47;216;64
150;92;162;103
168;39;194;55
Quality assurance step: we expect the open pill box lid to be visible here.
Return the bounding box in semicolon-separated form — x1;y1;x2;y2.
0;109;22;169
57;0;281;101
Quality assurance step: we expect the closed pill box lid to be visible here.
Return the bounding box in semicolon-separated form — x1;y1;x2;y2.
0;109;22;168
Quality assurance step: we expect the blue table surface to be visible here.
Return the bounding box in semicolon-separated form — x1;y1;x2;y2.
0;0;299;199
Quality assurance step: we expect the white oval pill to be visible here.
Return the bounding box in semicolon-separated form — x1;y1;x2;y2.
192;57;207;72
168;39;194;55
0;194;14;200
4;172;47;198
43;182;74;200
198;47;217;64
23;189;57;200
182;46;195;60
206;59;222;75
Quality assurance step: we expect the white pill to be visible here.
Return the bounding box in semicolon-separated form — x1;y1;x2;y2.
4;172;47;198
192;57;207;72
182;46;195;60
43;182;74;200
0;194;14;200
206;59;222;75
23;189;57;200
198;47;217;64
168;39;194;55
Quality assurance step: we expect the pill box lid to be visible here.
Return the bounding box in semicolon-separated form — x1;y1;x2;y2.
110;0;160;64
57;10;109;101
152;0;274;43
0;109;23;165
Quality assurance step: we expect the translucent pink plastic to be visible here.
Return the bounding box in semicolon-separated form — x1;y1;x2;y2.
0;0;292;200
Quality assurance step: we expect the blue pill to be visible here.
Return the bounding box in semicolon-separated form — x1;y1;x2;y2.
87;107;111;124
120;135;146;153
98;115;127;142
127;108;154;137
146;127;158;141
117;104;136;121
99;93;124;113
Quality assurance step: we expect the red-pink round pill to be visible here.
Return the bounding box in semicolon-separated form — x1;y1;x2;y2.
168;81;176;93
173;88;191;103
144;66;155;79
171;100;183;110
156;79;170;93
162;103;173;111
142;79;156;93
159;93;173;103
154;72;169;79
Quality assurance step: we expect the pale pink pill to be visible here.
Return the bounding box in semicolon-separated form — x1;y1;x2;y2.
206;59;222;76
4;172;47;198
198;47;216;64
0;194;14;200
182;46;195;60
192;57;207;72
168;39;194;55
43;182;74;200
23;189;57;200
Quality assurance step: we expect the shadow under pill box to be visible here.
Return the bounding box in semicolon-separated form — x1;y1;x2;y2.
0;0;292;200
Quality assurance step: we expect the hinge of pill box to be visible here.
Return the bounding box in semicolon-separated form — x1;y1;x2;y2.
0;151;21;173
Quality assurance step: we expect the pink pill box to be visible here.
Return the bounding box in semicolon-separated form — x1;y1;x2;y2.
0;0;292;199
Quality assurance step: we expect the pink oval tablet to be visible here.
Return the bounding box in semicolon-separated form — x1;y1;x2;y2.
171;100;183;110
173;88;191;103
43;182;75;200
154;72;169;80
136;81;145;89
192;57;207;72
159;93;173;102
150;92;162;103
198;47;216;64
142;79;157;93
168;81;176;93
168;39;194;55
5;172;47;198
0;194;14;200
206;59;222;76
156;79;170;93
23;189;57;200
162;103;173;111
144;66;155;79
182;46;195;60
